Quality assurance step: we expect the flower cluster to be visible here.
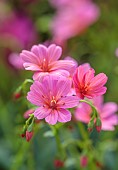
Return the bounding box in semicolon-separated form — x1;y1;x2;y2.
20;43;117;131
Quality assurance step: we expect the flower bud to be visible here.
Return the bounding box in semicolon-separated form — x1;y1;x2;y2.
54;159;64;168
26;131;33;142
80;155;88;168
95;118;102;133
88;120;94;132
13;92;21;99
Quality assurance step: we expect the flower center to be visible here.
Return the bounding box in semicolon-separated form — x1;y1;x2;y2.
50;96;57;109
41;58;48;72
80;85;89;95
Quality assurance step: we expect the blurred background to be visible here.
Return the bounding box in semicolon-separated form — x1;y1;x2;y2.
0;0;118;170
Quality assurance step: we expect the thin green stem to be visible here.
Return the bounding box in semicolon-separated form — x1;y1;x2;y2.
79;99;99;118
77;122;89;140
50;125;66;159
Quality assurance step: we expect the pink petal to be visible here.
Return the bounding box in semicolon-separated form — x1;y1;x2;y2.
58;108;71;123
23;63;41;71
90;73;108;88
27;81;46;106
50;70;70;78
75;103;91;123
45;110;58;125
33;72;49;80
47;44;62;62
21;50;40;64
76;66;86;87
56;78;71;98
87;87;107;98
34;107;51;119
50;60;77;73
101;115;118;131
57;96;79;108
31;45;47;62
37;44;47;61
92;96;103;111
101;102;118;118
84;68;95;86
8;53;24;69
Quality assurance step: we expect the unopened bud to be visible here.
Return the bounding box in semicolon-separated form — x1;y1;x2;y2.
80;155;88;168
21;133;25;138
26;131;33;142
13;92;21;99
88;120;94;132
54;159;64;168
95;118;102;133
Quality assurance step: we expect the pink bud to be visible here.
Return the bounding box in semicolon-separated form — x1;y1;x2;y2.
88;127;93;132
21;133;25;138
95;125;101;133
54;159;64;168
95;118;102;133
23;109;34;119
13;92;21;99
80;155;88;168
26;131;33;142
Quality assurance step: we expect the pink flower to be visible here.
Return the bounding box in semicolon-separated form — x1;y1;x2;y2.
73;65;108;99
0;13;37;49
27;76;79;125
8;53;24;69
50;0;100;45
20;44;77;80
75;96;118;131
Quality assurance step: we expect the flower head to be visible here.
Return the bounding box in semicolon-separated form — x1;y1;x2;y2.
20;44;76;80
73;65;108;99
50;0;100;45
75;96;118;131
27;76;79;125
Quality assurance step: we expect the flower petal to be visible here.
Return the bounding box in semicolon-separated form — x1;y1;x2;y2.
75;103;91;123
58;108;71;123
47;44;62;62
90;73;108;88
45;110;58;125
34;107;51;119
57;96;79;108
101;102;118;118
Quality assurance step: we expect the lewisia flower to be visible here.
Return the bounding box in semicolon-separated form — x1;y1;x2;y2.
50;0;100;45
0;13;37;49
75;96;118;131
27;76;79;125
20;44;77;80
73;65;108;99
9;53;24;69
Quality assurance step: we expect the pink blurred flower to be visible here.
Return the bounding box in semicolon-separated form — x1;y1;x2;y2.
8;53;24;69
27;76;79;125
75;96;118;131
73;65;108;99
20;44;77;80
0;13;37;49
50;0;100;45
